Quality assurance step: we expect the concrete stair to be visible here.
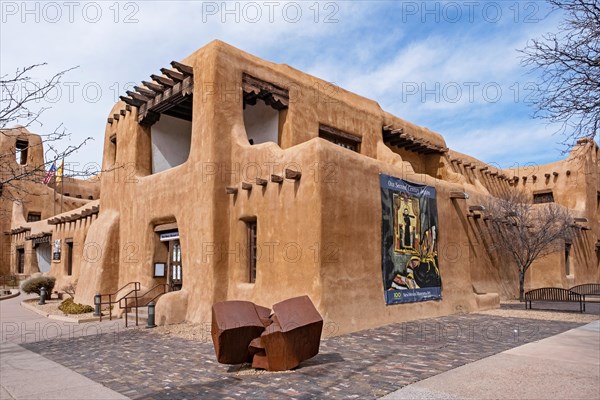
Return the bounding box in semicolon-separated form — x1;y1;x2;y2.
124;306;148;327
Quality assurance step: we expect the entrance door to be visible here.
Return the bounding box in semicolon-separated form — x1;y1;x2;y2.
36;243;52;273
16;248;25;274
168;240;182;291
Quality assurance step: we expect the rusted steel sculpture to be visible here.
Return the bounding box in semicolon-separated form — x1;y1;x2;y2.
211;295;323;371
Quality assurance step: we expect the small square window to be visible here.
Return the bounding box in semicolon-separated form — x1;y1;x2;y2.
319;124;361;152
16;139;29;165
27;212;41;222
533;191;554;204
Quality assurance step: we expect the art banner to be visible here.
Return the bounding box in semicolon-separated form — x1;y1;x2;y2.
380;174;441;305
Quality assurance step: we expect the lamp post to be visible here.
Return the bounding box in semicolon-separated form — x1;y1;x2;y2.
93;293;101;317
39;287;47;305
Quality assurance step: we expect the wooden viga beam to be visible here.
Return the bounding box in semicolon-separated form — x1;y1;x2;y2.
160;68;185;82
142;80;166;93
151;74;175;87
170;61;193;75
134;86;156;98
126;90;151;102
120;96;144;108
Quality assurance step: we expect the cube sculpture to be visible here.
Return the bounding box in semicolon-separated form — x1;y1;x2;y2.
211;295;323;371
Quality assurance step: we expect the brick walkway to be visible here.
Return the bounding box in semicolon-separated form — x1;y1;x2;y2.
21;314;584;399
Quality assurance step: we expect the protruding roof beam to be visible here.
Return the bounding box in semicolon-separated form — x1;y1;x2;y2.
135;86;156;98
142;80;166;93
120;95;144;107
160;68;185;82
126;90;151;102
151;74;175;87
170;61;193;75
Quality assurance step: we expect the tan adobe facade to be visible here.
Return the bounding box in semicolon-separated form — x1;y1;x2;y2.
2;41;599;335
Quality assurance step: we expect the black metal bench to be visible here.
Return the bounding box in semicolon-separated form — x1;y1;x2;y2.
524;287;585;312
569;283;600;297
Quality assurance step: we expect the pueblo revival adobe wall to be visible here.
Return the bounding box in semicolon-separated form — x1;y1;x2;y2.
2;41;599;335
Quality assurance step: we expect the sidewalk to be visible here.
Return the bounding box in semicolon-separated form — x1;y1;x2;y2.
1;293;128;400
382;320;600;400
2;291;598;399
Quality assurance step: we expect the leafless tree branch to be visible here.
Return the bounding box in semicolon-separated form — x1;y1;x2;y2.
521;0;600;148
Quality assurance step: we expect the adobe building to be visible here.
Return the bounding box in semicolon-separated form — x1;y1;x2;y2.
2;41;599;335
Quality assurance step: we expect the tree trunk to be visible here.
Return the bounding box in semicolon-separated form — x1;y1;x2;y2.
519;271;525;302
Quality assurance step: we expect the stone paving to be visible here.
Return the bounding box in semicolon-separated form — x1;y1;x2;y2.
20;313;586;400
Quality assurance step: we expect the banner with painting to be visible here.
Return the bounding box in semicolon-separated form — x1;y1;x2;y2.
380;174;441;305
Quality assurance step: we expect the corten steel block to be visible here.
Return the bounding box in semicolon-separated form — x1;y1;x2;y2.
259;295;323;371
255;304;272;327
211;300;267;364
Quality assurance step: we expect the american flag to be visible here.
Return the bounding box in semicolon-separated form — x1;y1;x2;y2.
42;163;56;185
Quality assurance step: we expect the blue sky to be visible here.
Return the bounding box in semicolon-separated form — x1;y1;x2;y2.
1;1;581;171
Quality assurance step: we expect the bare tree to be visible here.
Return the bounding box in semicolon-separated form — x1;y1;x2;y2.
0;64;93;202
484;190;574;301
521;0;600;146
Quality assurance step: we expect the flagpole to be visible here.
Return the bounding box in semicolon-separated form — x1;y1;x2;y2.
53;175;56;215
60;161;64;214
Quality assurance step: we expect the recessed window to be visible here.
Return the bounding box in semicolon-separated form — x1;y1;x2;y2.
16;247;25;274
565;242;572;276
242;73;289;146
151;114;192;174
66;239;74;276
246;219;257;283
319;124;361;152
15;139;29;165
533;191;554;204
27;212;41;222
88;195;94;200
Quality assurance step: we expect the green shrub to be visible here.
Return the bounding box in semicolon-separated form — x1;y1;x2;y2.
20;275;56;296
58;298;94;314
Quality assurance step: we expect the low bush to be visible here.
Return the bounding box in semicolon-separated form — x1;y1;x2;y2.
20;275;56;296
58;298;94;314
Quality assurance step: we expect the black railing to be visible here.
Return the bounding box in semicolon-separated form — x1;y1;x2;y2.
98;282;141;322
120;284;169;327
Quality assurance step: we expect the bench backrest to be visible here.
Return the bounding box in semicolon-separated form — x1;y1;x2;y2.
524;287;583;301
569;284;600;296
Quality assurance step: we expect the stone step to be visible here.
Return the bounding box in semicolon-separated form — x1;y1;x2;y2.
124;306;149;325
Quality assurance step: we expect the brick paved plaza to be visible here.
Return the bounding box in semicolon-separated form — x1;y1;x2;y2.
18;313;587;399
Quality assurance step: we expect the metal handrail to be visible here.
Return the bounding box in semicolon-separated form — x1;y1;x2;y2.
0;275;18;288
98;282;141;321
120;284;169;327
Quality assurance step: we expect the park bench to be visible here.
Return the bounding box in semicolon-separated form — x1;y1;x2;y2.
524;287;585;312
569;283;600;297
